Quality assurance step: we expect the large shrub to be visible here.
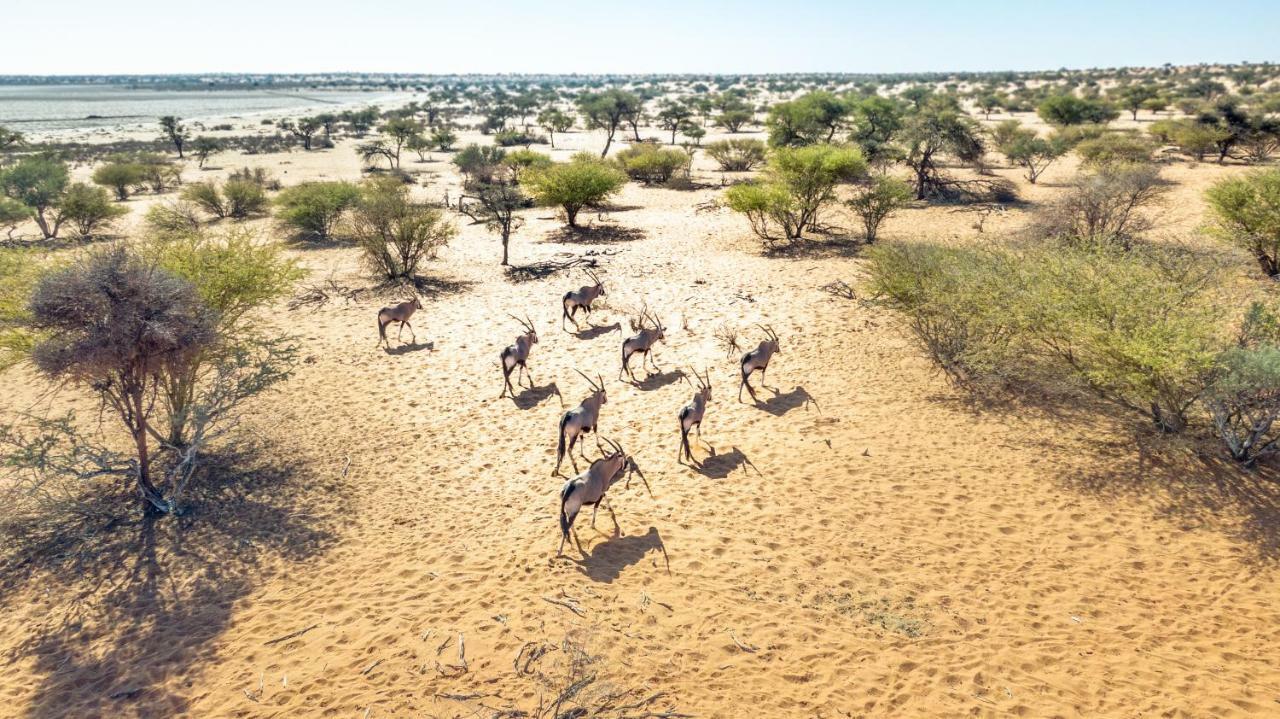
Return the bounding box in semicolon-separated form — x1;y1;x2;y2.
1075;132;1155;168
58;183;128;239
867;241;1231;434
92;161;147;200
705;138;767;172
614;144;689;184
1037;95;1120;126
724;144;867;245
1031;164;1166;249
351;178;456;279
274;181;361;241
182;179;268;220
1204;169;1280;277
523;154;627;227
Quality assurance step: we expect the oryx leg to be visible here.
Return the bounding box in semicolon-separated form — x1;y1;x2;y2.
605;500;620;536
646;349;661;373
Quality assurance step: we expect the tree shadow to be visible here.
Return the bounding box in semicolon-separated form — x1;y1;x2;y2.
752;386;817;416
383;339;434;355
627;368;684;392
761;237;864;260
0;440;346;718
1060;439;1280;566
572;526;669;583
543;225;646;245
695;446;760;480
398;274;476;299
509;381;561;410
572;322;622;341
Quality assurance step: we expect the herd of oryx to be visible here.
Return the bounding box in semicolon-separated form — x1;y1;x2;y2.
376;268;782;557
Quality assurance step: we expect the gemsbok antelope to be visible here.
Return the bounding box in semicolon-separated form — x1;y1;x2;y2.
377;297;423;347
554;371;607;476
619;307;666;381
678;367;712;465
561;269;606;331
558;436;650;556
739;325;781;403
499;314;538;398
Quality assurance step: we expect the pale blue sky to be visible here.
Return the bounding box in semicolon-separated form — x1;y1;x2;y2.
4;0;1278;76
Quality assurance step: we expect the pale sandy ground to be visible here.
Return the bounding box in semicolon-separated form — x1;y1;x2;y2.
2;110;1280;719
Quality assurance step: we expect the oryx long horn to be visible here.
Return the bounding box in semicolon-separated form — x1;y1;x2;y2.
574;368;596;388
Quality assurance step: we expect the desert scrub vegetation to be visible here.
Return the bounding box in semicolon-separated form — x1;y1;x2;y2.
1;230;302;516
864;238;1280;456
614;144;689;185
1204;168;1280;277
845;175;913;242
0;247;52;369
724;143;867;246
274;181;361;241
1029;163;1166;249
523;153;627;228
181;178;269;220
351;177;456;280
705;138;766;172
57;183;128;239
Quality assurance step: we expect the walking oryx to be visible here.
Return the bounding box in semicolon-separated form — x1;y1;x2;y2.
739;325;781;402
554;371;608;476
678;367;712;465
499;314;539;398
619;307;666;382
558;436;650;556
561;269;606;331
377;297;423;347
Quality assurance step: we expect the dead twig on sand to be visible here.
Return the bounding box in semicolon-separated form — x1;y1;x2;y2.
820;279;858;300
543;595;587;617
361;658;383;676
514;641;556;675
505;251;616;283
288;277;369;311
727;630;759;654
264;623;319;646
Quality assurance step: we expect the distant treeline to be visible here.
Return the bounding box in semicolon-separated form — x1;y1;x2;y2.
3;63;1277;92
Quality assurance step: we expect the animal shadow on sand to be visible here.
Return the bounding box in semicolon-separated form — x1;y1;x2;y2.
0;441;345;718
628;368;685;392
572;322;622;341
752;385;818;417
574;526;670;582
383;340;434;355
695;446;760;480
510;382;561;410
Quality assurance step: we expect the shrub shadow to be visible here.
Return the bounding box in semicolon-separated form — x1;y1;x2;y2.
543;225;646;245
0;440;345;718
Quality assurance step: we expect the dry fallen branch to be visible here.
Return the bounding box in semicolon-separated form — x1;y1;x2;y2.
264;623;319;646
542;595;587;617
727;630;759;654
819;279;857;300
361;659;383;676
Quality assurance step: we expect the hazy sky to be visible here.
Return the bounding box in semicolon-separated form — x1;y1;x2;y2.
5;0;1278;76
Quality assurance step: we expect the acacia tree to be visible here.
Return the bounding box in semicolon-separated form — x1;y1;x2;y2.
0;156;69;239
461;184;527;265
996;122;1067;184
191;136;222;169
378;118;425;168
577;90;641;158
159;116;189;158
657;100;694;145
901;99;985;199
28;247;217;512
282;117;322;150
538;108;574;148
766;91;850;147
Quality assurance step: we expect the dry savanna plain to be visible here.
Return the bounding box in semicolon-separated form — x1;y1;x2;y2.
1;71;1280;718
